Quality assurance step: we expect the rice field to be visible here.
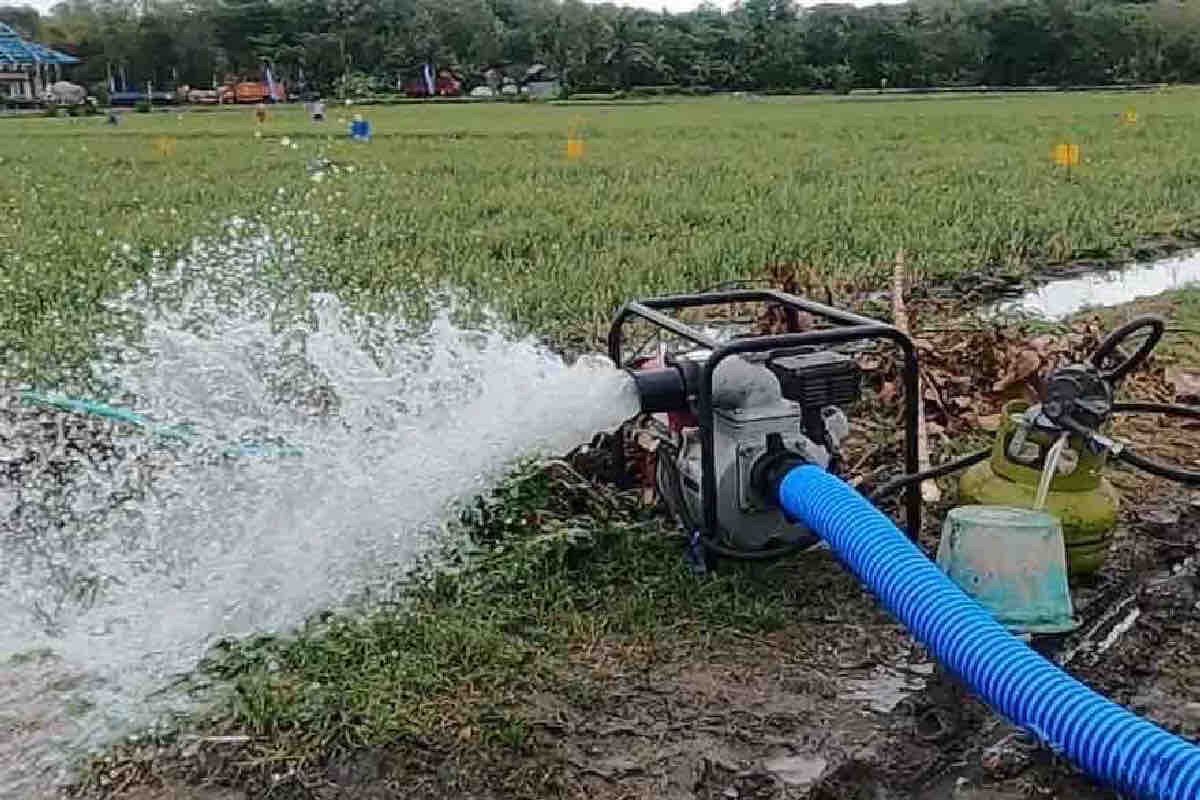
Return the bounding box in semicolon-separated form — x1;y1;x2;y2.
5;89;1200;379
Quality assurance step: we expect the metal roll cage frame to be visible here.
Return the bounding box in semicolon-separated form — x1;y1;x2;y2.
609;289;923;544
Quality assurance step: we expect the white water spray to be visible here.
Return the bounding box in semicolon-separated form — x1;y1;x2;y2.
0;221;638;796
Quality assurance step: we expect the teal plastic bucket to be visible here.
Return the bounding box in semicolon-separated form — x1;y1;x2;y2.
936;505;1078;635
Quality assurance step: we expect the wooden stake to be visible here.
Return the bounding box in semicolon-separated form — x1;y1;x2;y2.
891;250;909;333
892;250;941;503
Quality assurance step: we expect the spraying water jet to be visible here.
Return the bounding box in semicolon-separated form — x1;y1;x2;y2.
0;225;642;796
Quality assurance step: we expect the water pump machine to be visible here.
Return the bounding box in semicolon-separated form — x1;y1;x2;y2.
609;289;1200;800
610;289;924;559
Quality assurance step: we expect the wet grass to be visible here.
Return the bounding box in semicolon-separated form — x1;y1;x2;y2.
8;90;1200;380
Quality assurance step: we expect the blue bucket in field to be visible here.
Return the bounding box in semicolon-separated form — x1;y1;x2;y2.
937;505;1078;635
349;117;371;141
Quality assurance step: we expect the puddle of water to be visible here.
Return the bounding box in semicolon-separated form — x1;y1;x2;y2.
991;250;1200;319
839;663;932;714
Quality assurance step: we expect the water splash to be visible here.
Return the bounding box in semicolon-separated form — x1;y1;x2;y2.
0;221;638;795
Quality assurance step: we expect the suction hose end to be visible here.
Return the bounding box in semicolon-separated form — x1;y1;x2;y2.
752;447;809;512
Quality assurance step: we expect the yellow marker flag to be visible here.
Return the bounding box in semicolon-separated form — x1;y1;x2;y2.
1053;143;1080;168
1122;108;1138;126
566;115;586;160
153;136;177;158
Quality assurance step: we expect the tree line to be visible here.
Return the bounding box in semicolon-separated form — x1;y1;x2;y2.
2;0;1199;97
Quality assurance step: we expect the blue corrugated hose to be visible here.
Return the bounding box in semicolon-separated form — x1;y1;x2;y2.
777;464;1200;800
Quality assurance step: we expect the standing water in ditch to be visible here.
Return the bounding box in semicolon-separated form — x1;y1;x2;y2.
992;248;1200;319
0;220;639;796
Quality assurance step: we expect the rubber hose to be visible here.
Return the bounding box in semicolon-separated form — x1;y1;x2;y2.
1060;413;1200;487
21;389;151;428
1113;403;1200;483
21;389;193;442
1090;315;1166;383
1114;447;1200;486
777;465;1200;800
19;389;299;457
1114;401;1200;421
868;447;991;502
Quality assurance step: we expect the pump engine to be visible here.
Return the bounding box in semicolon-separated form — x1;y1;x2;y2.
637;347;859;553
610;290;922;559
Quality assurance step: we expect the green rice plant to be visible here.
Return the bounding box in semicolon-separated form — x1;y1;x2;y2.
5;89;1200;379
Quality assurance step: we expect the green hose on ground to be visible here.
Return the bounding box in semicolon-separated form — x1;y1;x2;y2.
18;389;302;458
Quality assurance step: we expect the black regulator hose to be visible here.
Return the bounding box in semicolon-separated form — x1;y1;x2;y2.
867;402;1200;504
1112;401;1200;484
868;447;991;502
1113;401;1200;421
708;400;1200;554
865;401;1200;500
750;400;1199;535
1060;410;1200;487
1113;446;1200;485
1091;315;1167;383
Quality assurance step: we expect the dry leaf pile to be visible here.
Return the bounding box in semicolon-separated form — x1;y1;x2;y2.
860;311;1190;436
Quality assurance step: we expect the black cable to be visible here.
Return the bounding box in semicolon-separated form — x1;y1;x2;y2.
1112;401;1200;421
868;447;992;502
1114;446;1200;485
1060;412;1200;487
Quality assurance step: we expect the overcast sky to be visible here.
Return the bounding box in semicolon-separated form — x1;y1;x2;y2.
20;0;905;15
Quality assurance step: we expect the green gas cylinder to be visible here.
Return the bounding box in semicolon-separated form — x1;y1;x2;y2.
958;401;1119;577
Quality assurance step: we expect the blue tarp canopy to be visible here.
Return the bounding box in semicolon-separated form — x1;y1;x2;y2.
0;22;79;66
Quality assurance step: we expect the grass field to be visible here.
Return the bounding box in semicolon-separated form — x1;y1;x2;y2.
6;90;1200;379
